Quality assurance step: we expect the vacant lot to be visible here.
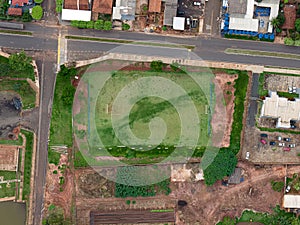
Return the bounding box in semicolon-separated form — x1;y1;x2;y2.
0;145;18;171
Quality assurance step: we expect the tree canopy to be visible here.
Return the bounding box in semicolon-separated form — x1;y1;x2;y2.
31;5;43;20
295;19;300;33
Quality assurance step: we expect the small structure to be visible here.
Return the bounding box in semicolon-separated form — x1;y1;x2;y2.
148;0;161;13
8;7;22;16
228;167;242;184
92;0;114;14
282;5;296;30
112;0;136;21
173;17;185;30
283;195;300;209
62;0;91;21
260;91;300;128
163;0;178;26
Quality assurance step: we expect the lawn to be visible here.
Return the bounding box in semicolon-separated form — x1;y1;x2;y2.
22;129;33;201
0;171;17;198
0;56;34;80
0;80;36;109
0;134;23;145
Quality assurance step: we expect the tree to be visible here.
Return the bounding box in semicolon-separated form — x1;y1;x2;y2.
34;0;44;3
295;19;300;32
103;21;112;30
31;5;43;20
94;20;104;30
122;23;130;30
271;18;280;30
277;13;285;26
203;148;237;186
22;10;32;22
284;37;294;45
9;51;33;72
150;60;164;72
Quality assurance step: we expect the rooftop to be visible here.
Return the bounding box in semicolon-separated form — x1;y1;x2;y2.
11;0;28;6
64;0;89;10
163;0;178;26
282;4;296;30
283;195;300;208
148;0;161;13
61;9;92;21
8;7;22;16
228;167;242;184
92;0;113;14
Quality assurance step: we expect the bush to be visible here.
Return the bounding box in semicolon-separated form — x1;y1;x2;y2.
103;21;112;30
150;60;164;72
94;20;104;30
271;180;284;192
22;10;32;22
78;20;87;29
295;19;300;32
53;170;58;174
34;0;43;3
87;21;94;29
162;26;167;31
56;0;63;13
70;20;79;27
284;37;294;46
122;23;130;30
126;200;131;205
31;5;43;20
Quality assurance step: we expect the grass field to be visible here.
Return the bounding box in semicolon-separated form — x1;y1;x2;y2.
0;171;16;198
0;80;36;109
0;56;34;80
22;130;33;200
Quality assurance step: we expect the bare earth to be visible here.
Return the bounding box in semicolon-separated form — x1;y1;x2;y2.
211;73;238;147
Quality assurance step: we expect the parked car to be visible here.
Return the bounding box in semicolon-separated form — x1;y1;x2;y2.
270;141;276;146
277;136;282;141
286;185;291;193
283;147;291;151
278;142;285;147
260;133;268;138
260;139;267;144
284;138;291;142
289;143;296;148
246;151;250;160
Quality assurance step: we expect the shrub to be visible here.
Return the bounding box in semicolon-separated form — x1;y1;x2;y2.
103;21;112;30
56;0;63;13
53;170;58;174
295;19;300;32
71;20;79;27
34;0;43;3
31;5;43;20
284;37;294;46
22;10;32;22
94;20;104;30
162;26;167;31
150;60;163;72
126;200;131;205
78;20;87;29
271;180;284;192
87;21;94;29
122;23;130;30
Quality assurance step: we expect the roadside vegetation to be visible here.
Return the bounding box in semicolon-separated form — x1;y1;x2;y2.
22;129;33;201
70;20;112;30
31;5;43;20
42;205;71;225
0;134;22;145
217;206;300;225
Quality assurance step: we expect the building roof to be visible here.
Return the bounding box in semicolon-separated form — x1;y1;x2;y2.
260;91;300;128
64;0;89;10
163;0;177;26
173;17;185;30
229;17;259;32
148;0;161;13
284;195;300;208
228;0;247;15
92;0;113;14
282;5;296;30
11;0;28;6
61;9;91;21
112;0;136;20
228;167;242;184
8;7;22;16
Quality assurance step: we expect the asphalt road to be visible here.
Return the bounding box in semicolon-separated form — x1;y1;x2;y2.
0;20;300;225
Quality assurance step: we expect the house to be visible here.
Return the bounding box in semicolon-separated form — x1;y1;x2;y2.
112;0;136;21
260;91;300;128
11;0;29;7
62;0;91;21
282;5;296;30
163;0;178;26
92;0;113;14
283;195;300;209
227;0;279;33
8;7;22;16
148;0;161;13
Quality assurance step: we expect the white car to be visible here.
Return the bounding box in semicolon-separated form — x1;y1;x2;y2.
278;142;285;147
246;151;250;160
278;136;282;141
286;185;291;193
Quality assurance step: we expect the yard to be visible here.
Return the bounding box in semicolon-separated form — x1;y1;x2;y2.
0;171;16;198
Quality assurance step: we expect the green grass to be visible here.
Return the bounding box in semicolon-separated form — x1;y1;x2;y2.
238;210;270;224
0;134;23;145
22;129;33;201
74;150;89;168
225;48;300;60
0;80;36;109
277;91;299;99
258;126;300;134
48;149;61;165
65;35;195;50
258;74;268;97
0;56;34;80
0;171;16;198
49;66;82;147
0;29;32;36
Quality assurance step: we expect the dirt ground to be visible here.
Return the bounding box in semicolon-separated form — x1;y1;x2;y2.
0;145;18;171
172;163;300;225
44;152;74;219
211;73;238;147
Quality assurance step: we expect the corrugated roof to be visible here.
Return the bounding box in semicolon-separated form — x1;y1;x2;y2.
163;0;178;26
284;195;300;208
149;0;161;13
229;17;259;32
11;0;28;6
228;168;242;184
92;0;113;14
8;7;22;16
64;0;89;10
